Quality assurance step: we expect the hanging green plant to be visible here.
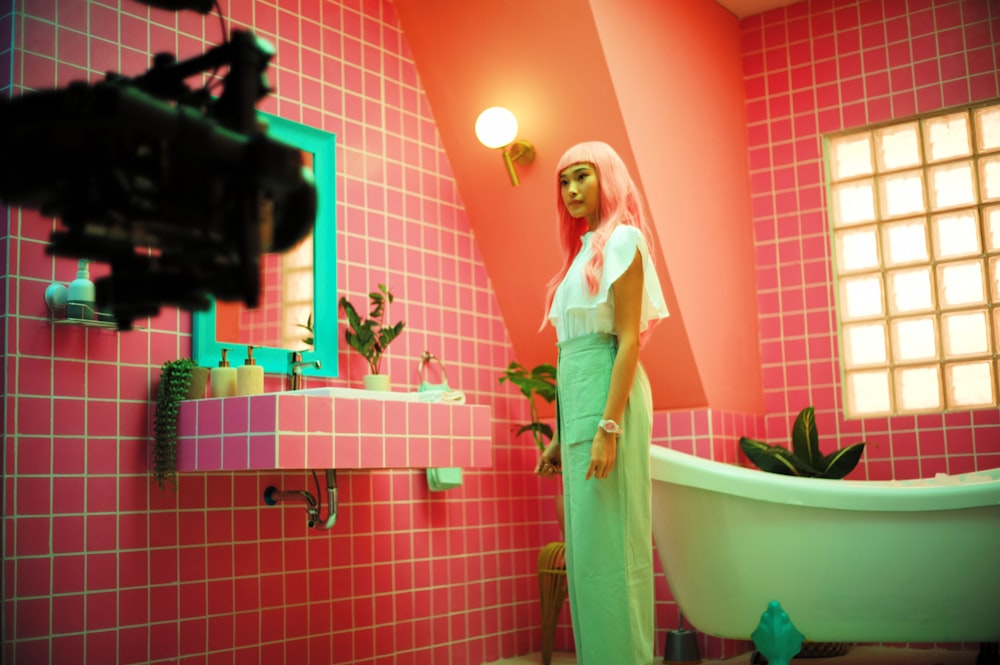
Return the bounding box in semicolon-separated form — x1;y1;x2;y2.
152;358;197;490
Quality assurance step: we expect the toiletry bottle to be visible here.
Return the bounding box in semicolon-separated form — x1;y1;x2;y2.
210;348;238;398
67;259;96;320
236;345;264;396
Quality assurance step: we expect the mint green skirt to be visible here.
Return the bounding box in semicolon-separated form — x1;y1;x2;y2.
557;333;654;665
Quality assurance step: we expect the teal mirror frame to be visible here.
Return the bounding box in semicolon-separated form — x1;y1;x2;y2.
193;114;338;378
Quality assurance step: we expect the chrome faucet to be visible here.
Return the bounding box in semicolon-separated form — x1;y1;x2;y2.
290;351;321;390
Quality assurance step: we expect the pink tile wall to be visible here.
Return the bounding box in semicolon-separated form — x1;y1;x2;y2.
647;1;999;658
3;1;550;664
743;0;1000;483
174;394;493;471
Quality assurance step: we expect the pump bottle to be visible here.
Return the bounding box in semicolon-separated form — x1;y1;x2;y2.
67;259;96;320
210;349;237;398
236;346;264;396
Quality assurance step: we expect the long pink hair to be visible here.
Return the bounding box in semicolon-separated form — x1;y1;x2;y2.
542;141;657;328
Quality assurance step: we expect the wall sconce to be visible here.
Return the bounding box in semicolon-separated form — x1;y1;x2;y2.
475;106;535;186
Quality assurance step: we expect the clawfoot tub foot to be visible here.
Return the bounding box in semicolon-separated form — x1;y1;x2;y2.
749;601;803;665
977;642;1000;665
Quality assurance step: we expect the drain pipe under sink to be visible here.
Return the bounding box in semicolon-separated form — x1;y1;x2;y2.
264;469;339;530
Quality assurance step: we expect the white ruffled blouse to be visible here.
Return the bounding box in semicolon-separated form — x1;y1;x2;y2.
548;225;669;343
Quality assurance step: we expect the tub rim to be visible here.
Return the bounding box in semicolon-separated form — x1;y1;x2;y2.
650;444;1000;512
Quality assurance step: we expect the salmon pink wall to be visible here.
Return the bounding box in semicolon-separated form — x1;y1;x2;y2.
590;0;765;415
392;0;711;414
745;0;1000;488
2;1;554;663
394;0;769;415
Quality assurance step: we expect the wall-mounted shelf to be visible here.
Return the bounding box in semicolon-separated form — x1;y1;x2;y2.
45;283;144;331
50;316;135;330
175;389;493;471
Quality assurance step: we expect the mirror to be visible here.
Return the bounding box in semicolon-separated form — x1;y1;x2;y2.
193;114;338;378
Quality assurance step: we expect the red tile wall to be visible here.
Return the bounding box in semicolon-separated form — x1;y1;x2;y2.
2;0;555;663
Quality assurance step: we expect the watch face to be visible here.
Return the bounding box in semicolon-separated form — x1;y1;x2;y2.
599;420;620;434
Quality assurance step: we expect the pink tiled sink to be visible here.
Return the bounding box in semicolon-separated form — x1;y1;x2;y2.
174;389;493;471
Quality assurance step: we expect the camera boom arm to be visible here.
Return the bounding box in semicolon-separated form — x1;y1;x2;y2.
0;29;316;330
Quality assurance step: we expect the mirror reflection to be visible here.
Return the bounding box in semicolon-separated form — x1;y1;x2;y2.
215;172;316;352
193;114;338;378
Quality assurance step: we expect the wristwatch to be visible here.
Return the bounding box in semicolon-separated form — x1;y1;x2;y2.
598;419;622;435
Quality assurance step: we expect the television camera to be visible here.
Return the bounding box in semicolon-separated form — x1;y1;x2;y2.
0;0;317;330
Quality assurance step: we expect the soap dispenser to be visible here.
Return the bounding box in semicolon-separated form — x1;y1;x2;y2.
236;345;264;396
67;259;96;320
210;348;237;398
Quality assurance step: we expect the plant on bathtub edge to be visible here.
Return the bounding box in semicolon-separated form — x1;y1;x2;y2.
739;406;868;479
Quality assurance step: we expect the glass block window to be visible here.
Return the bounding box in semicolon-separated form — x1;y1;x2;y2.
827;100;1000;418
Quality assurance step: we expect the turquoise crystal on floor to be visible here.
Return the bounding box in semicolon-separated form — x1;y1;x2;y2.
751;600;804;665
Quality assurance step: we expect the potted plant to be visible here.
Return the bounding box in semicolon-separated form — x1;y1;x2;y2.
500;360;564;537
739;406;868;479
499;361;557;451
152;358;200;490
339;284;405;391
740;406;869;661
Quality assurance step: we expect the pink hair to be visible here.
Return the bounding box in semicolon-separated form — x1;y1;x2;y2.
543;141;657;329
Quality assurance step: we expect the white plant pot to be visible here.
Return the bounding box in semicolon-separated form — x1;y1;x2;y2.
363;374;391;391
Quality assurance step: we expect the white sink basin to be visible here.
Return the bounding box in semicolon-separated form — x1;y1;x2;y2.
294;387;446;402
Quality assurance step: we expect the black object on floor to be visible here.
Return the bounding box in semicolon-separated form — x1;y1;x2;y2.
663;611;702;664
977;642;1000;665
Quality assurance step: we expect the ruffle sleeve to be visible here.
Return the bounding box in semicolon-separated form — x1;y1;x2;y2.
598;225;643;297
596;226;669;327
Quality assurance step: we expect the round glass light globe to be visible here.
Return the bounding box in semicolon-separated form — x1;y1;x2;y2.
475;107;519;149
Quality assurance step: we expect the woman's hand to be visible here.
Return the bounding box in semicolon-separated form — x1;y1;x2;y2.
586;429;618;480
535;436;562;478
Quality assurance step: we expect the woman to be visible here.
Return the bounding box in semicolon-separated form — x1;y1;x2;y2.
536;141;668;664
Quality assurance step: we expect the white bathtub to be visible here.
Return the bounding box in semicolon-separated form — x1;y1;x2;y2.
649;445;1000;643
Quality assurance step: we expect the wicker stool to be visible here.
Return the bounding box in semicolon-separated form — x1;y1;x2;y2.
537;541;569;665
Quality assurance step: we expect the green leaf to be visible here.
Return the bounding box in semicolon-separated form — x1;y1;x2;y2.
340;297;363;331
820;442;867;478
378;321;405;350
499;362;557;403
739;437;806;476
791;406;821;470
296;313;314;345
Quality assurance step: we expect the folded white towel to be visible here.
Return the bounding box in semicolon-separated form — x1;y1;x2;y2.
415;389;466;404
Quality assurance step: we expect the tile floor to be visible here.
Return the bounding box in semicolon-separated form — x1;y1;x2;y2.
489;645;980;664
